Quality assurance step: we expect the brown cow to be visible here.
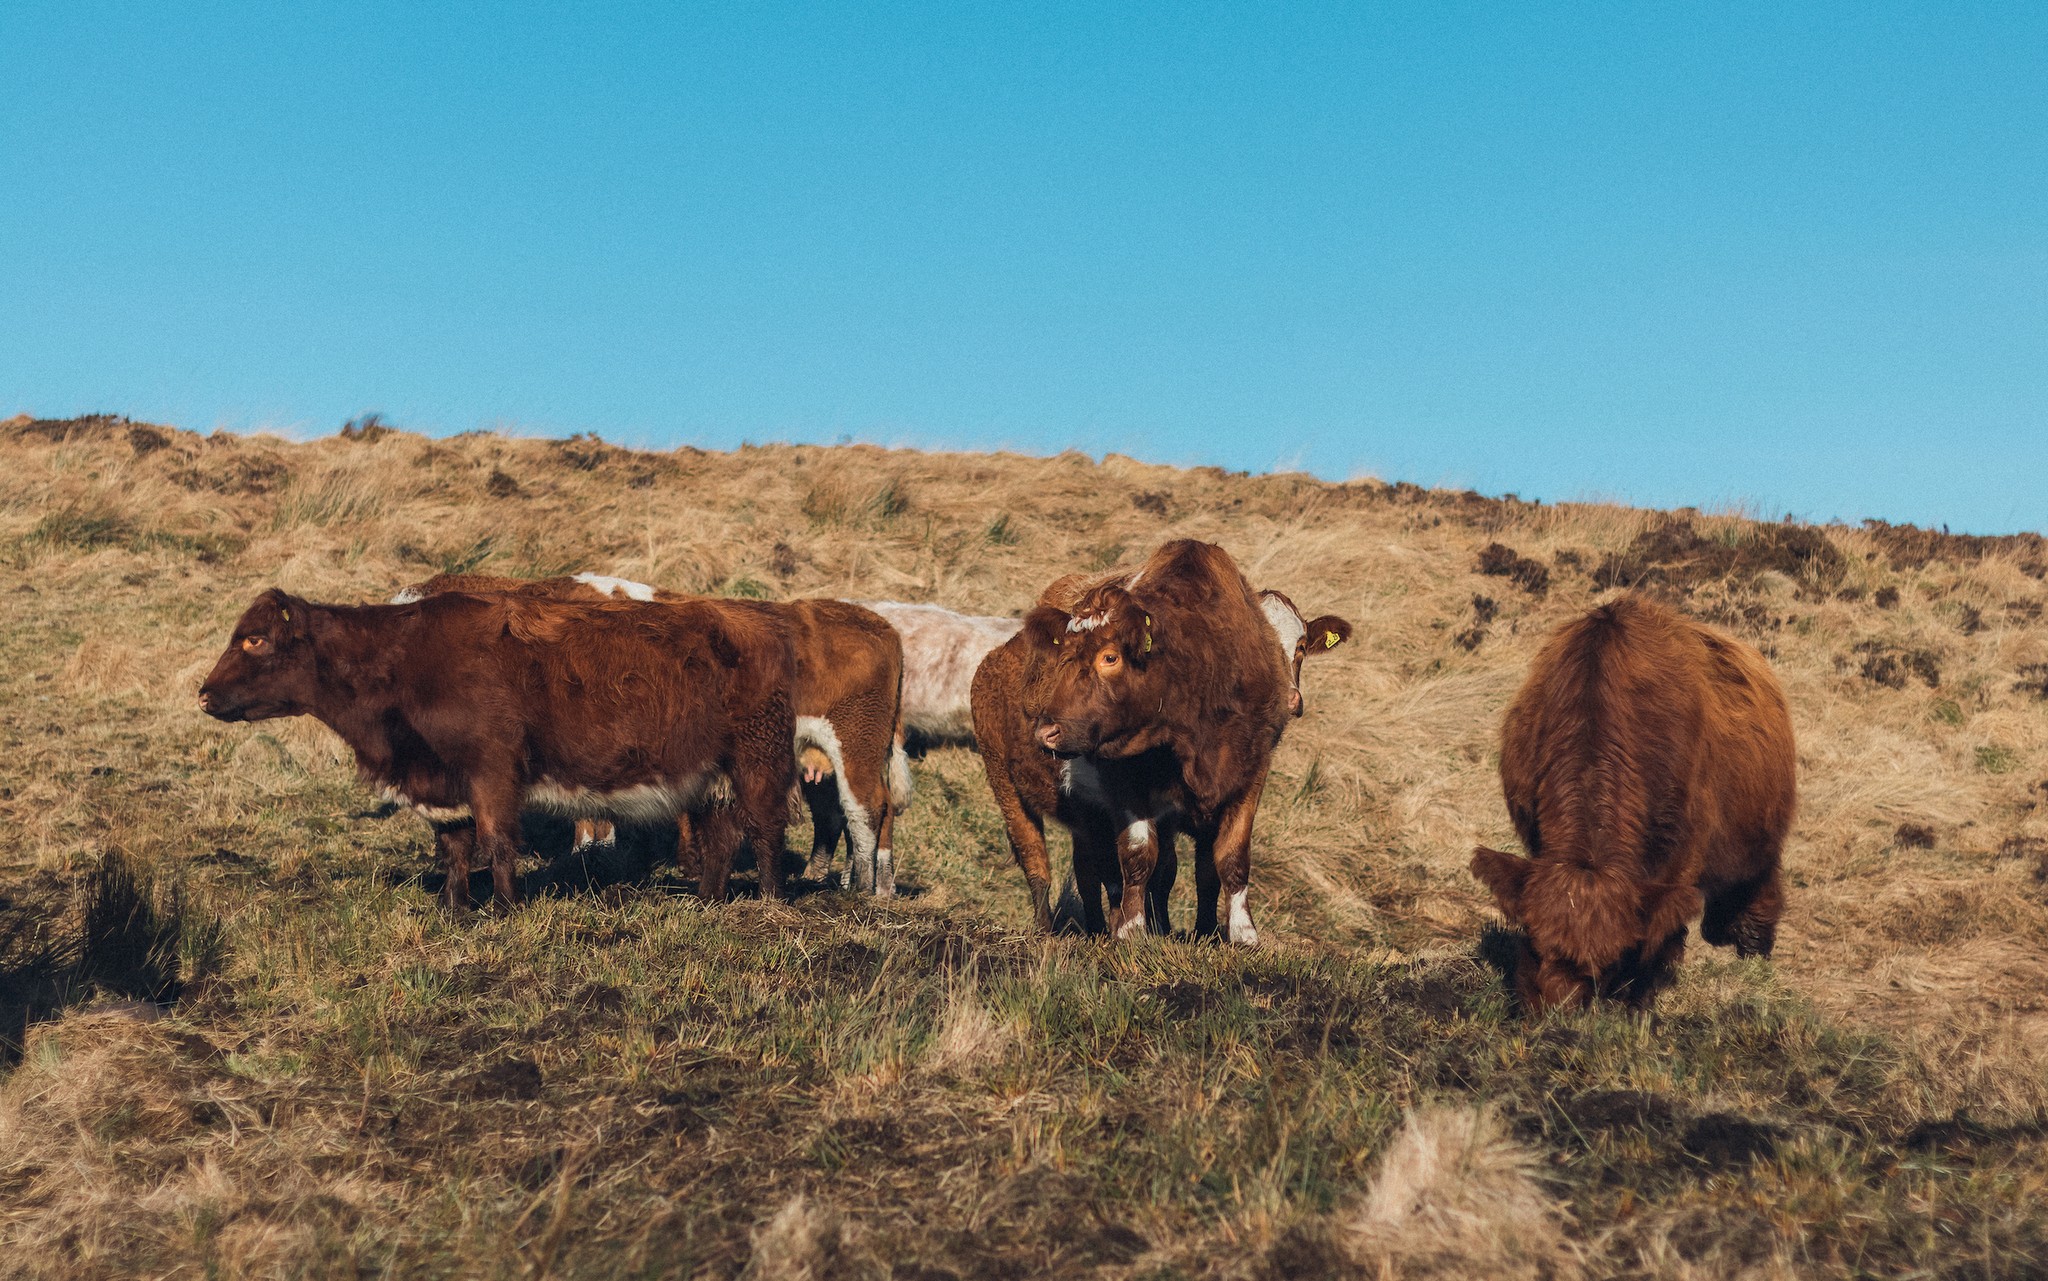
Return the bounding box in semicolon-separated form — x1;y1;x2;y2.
974;540;1333;942
397;572;909;894
199;588;796;909
1469;593;1795;1013
1052;586;1350;934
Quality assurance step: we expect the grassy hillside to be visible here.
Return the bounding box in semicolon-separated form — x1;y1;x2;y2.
1;412;2044;1279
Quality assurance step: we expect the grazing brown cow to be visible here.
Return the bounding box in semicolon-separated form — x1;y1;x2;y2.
974;540;1339;942
199;588;797;909
397;573;909;894
1469;593;1795;1013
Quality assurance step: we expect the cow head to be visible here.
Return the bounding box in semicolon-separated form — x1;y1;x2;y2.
1471;844;1701;1015
1022;584;1171;759
199;589;319;723
1257;590;1352;717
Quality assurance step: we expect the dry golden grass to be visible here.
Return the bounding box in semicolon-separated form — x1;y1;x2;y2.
1;412;2045;1277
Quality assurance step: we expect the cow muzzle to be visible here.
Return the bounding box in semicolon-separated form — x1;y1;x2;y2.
1034;721;1084;758
198;688;246;722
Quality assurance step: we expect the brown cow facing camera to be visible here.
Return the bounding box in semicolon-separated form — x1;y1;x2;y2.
200;587;797;910
1470;593;1795;1013
975;540;1327;942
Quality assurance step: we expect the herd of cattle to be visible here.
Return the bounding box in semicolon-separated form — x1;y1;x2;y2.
197;538;1794;1013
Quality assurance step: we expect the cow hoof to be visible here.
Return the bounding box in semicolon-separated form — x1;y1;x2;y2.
802;858;832;883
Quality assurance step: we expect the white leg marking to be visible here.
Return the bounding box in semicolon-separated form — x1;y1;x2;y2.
875;848;895;898
796;716;876;892
1121;819;1152;851
1227;888;1259;947
1116;910;1147;940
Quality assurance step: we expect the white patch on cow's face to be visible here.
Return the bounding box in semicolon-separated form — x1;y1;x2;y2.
1066;613;1108;633
1227;889;1259;947
1260;594;1307;662
389;587;424;605
572;572;657;601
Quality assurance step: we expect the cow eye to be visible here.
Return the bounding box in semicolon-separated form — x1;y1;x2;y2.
241;635;270;654
1095;648;1122;674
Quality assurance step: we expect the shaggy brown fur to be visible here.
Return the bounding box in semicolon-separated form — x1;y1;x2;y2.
200;589;797;908
1470;594;1796;1013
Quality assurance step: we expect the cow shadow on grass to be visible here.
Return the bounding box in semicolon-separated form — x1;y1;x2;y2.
395;812;923;907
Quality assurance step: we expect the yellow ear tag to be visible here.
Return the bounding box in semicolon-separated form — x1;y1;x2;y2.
281;608;290;622
1143;629;1152;654
1053;636;1061;645
1324;632;1338;648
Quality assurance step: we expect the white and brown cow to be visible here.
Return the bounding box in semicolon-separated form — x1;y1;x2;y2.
851;602;1022;751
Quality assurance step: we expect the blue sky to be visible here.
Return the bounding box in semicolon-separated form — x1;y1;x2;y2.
4;3;2043;533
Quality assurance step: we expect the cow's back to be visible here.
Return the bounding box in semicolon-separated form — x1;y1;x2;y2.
492;594;794;781
1500;594;1790;887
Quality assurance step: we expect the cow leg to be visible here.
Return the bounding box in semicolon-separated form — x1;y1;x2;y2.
1071;824;1115;936
870;777;897;898
832;715;899;898
983;759;1054;933
801;777;845;883
691;804;742;902
433;818;477;912
1701;866;1783;959
1191;833;1221;938
732;769;791;904
1210;775;1269;947
469;783;525;911
675;810;701;881
1109;819;1162;941
1145;821;1178;935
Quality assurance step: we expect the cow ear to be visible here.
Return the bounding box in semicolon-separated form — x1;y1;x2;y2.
1022;605;1071;651
1131;608;1160;663
1470;846;1531;919
1641;879;1703;943
259;588;311;641
1305;615;1352;653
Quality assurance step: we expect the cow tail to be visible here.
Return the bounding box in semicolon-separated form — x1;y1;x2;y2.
887;732;914;812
